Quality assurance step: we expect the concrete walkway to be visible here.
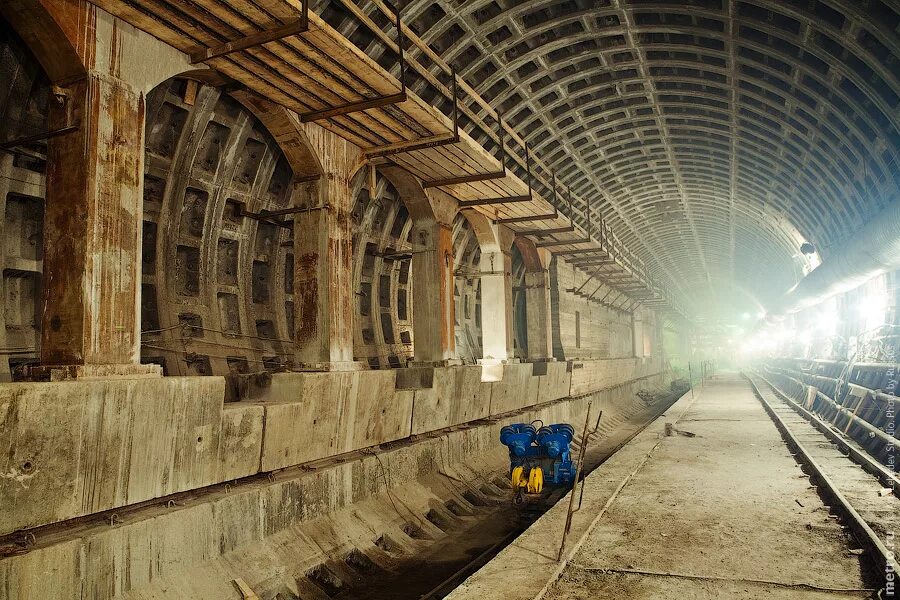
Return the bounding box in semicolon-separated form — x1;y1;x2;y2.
448;374;872;600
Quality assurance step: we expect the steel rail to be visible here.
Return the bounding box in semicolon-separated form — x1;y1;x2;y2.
758;372;900;495
746;373;900;589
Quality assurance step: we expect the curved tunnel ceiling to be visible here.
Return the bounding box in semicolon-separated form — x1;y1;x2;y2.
332;0;900;320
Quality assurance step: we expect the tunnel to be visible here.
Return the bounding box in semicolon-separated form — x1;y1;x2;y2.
0;0;897;598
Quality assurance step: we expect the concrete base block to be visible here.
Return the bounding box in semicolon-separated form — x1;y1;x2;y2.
294;361;370;372
28;363;163;381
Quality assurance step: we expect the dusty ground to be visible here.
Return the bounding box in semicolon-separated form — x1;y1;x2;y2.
544;375;874;600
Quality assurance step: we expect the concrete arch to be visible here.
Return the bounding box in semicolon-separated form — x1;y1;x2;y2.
513;236;554;360
378;166;460;365
0;0;85;83
459;209;515;364
227;91;323;182
347;169;415;368
514;235;548;273
140;77;300;378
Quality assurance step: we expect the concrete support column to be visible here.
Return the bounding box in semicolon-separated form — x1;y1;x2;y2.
478;224;516;362
10;1;194;380
411;218;457;364
293;126;364;370
522;249;554;360
40;72;158;377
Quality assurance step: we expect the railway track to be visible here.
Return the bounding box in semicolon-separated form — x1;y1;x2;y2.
747;372;900;595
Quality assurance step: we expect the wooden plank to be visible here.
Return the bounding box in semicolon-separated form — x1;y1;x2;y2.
190;17;308;63
87;0;658;298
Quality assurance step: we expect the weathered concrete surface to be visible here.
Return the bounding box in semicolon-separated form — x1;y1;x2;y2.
410;217;457;364
409;366;487;434
260;371;414;470
0;372;669;599
0;358;657;537
0;358;658;537
514;239;554;361
293;124;365;369
462;210;516;362
569;357;661;397
27;0;189;372
41;71;146;367
219;403;264;481
0;377;227;535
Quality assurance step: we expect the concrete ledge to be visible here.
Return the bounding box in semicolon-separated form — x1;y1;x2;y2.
0;376;226;536
260;371;413;470
0;372;671;599
570;357;661;396
0;359;655;536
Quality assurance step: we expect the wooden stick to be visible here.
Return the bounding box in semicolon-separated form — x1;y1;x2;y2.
558;400;593;561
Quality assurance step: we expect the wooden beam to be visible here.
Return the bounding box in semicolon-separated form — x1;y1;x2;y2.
300;91;407;122
190;17;309;64
458;194;532;208
495;212;558;224
535;236;592;248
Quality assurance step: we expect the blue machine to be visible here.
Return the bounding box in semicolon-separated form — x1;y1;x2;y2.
499;422;576;493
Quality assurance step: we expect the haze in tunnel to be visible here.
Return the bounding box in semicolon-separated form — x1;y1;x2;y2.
0;0;897;598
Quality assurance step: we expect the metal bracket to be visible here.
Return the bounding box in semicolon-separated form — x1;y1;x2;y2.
495;212;557;224
534;187;590;247
494;174;556;222
458;194;532;208
535;237;591;249
457;144;533;208
570;257;614;267
235;201;313;229
301;3;408;123
519;225;576;237
423;112;507;188
190;1;309;64
365;68;460;159
556;248;610;257
0;124;78;151
0;88;78;152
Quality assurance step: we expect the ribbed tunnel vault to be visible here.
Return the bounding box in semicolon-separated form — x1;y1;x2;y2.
324;0;900;319
1;1;900;598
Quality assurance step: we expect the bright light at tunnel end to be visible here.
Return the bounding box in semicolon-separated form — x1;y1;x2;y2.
739;287;890;360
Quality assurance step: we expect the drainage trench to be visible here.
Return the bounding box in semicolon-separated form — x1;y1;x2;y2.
323;386;687;600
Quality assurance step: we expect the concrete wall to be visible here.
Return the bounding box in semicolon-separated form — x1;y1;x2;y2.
0;356;664;537
0;369;669;599
551;260;637;360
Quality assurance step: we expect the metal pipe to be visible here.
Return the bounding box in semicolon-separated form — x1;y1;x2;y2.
767;201;900;317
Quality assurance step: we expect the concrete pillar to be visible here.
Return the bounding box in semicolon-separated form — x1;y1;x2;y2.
40;73;158;377
522;248;554;360
378;168;459;366
477;221;516;362
411;217;457;364
632;312;642;358
292;126;365;370
28;3;190;378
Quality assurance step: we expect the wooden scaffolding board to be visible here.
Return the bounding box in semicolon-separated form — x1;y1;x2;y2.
87;0;667;306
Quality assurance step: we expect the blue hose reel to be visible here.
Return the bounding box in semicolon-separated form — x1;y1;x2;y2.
499;422;576;494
